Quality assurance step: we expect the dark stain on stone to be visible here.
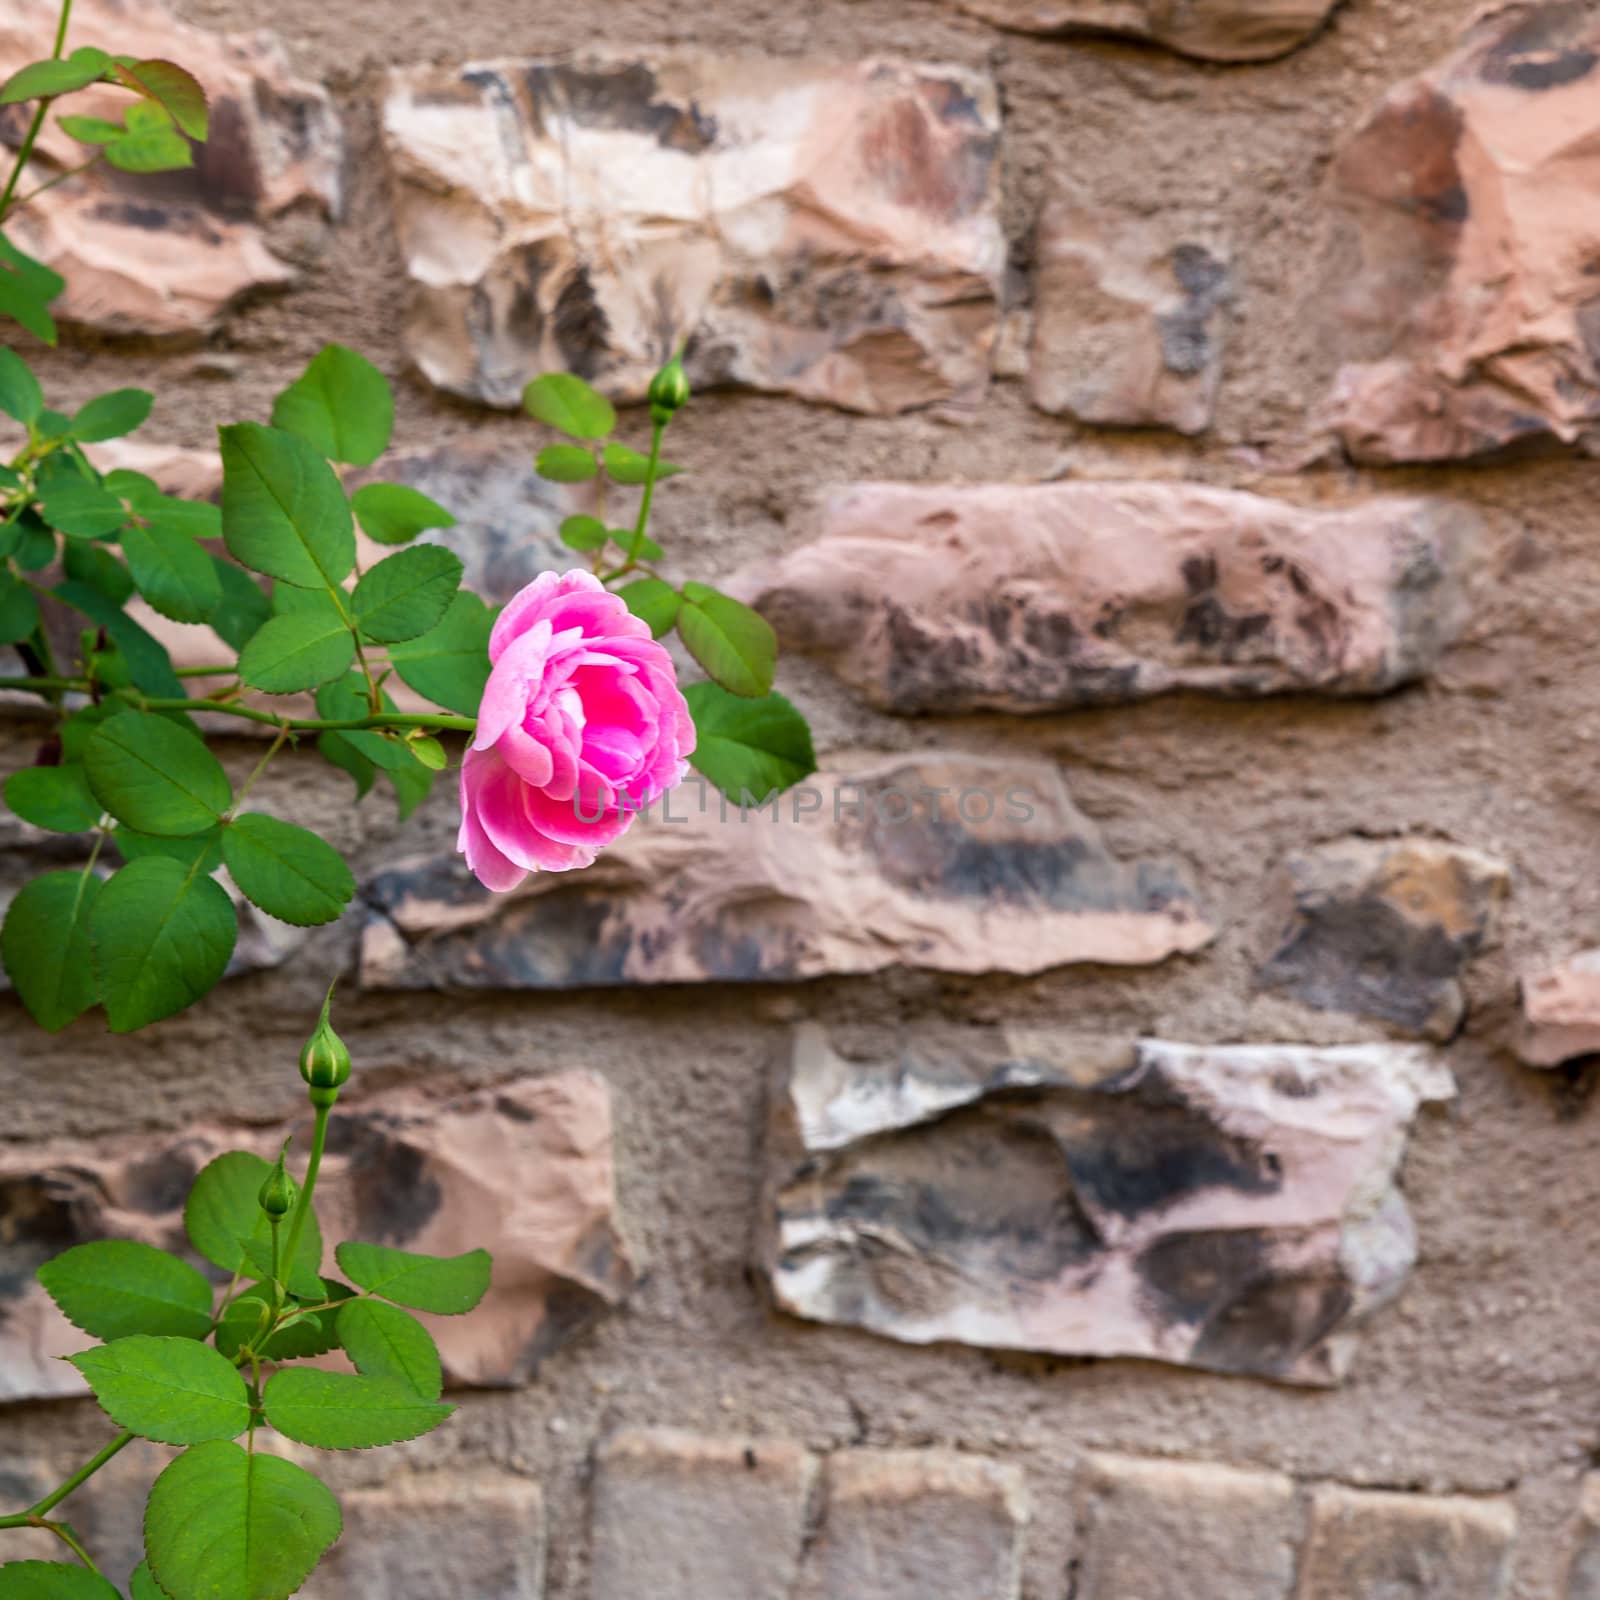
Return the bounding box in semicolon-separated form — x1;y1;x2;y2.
552;263;611;379
0;1172;104;1300
190;96;262;216
1158;243;1229;378
1579;296;1600;368
517;1280;608;1378
525;63;717;152
494;1094;540;1124
330;1118;445;1244
857;90;994;220
1421;183;1470;225
1478;3;1598;90
123;1146;198;1215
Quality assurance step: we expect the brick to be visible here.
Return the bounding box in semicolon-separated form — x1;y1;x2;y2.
299;1473;543;1599
590;1429;818;1600
1298;1485;1515;1599
795;1450;1026;1600
1073;1454;1298;1600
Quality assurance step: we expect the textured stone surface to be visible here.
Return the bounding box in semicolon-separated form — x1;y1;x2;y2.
1566;1474;1600;1600
1328;2;1600;462
795;1450;1026;1600
301;1474;545;1599
0;0;340;336
0;1074;632;1401
1073;1454;1298;1600
382;55;1004;413
1517;949;1600;1068
948;0;1338;61
590;1429;818;1600
732;483;1479;715
359;753;1214;989
1257;836;1511;1040
763;1023;1453;1385
1297;1485;1516;1597
1029;200;1230;434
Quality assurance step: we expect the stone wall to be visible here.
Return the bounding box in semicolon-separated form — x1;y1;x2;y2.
5;0;1600;1595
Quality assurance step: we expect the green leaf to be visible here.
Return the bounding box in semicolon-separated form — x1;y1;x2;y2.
37;1240;213;1342
219;422;355;590
271;344;393;467
407;735;447;771
15;517;57;569
386;758;434;822
316;732;375;800
334;1242;491;1314
387;591;493;716
535;444;598;483
121;99;172;133
235;1238;324;1303
128;1562;162;1600
209;558;271;651
313;676;418;772
56;581;184;696
351;545;462;643
263;1368;453;1449
215;1281;351;1362
70;388;153;442
137;492;223;542
0;869;101;1031
185;1151;324;1285
522;372;615;439
0;48;112;104
0;348;42;424
58;113;124;144
0;569;39;644
84;711;230;835
617;577;679;639
90;857;236;1031
602;441;684;484
0;232;62;344
61;540;135;606
110;57;208;139
237;600;355;694
676;582;777;697
37;478;127;538
4;764;99;832
145;1441;341;1600
114;826;223;873
121;522;222;624
69;1334;249;1443
350;482;456;546
612;528;662;561
336;1298;442;1400
222;814;355;927
684;683;816;799
559;513;607;552
0;1563;121;1598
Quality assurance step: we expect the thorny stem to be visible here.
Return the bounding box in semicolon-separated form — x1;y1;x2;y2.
0;0;75;222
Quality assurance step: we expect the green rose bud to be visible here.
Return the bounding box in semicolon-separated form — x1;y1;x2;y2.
299;983;351;1104
257;1151;297;1219
647;354;690;425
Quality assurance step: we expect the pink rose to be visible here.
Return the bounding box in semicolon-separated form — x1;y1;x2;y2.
457;570;695;889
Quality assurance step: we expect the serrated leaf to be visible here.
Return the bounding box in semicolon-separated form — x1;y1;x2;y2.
107;123;193;173
70;388;153;442
676;582;777;697
0;569;40;644
138;492;222;542
0;869;101;1031
535;444;597;483
61;540;135;606
601;441;683;485
222;814;354;927
83;711;230;835
316;732;375;800
55;581;183;696
219;422;355;590
70;1335;249;1443
336;1298;442;1400
522;372;614;439
0;48;111;104
351;545;462;643
58;113;123;144
145;1441;341;1600
110;58;208;139
215;1280;351;1362
334;1242;491;1314
312;675;418;772
121;522;221;624
37;1240;213;1342
271;344;393;466
684;683;816;800
89;857;236;1031
0;1562;121;1598
0;232;61;344
559;513;607;552
386;758;434;822
237;600;355;694
350;482;456;546
0;348;42;424
235;1238;324;1304
612;528;662;561
114;826;223;873
209;558;271;651
263;1368;453;1449
4;764;99;831
617;576;679;638
37;478;127;539
386;591;493;716
184;1151;324;1286
128;1561;162;1600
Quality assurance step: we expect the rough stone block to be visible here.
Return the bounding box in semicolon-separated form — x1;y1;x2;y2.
1298;1485;1516;1598
590;1429;818;1600
763;1023;1453;1384
732;482;1479;715
796;1450;1026;1600
1073;1454;1298;1600
1566;1474;1600;1599
1518;950;1600;1068
383;55;1003;413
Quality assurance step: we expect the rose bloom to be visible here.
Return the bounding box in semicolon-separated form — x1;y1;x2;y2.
457;570;695;889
